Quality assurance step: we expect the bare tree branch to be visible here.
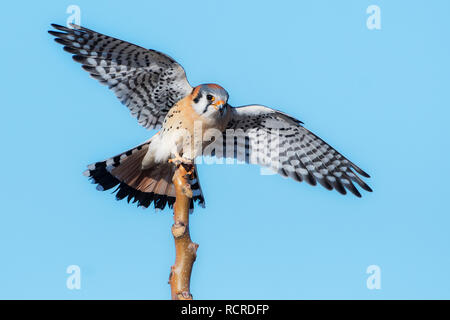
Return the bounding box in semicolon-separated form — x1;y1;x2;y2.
168;164;198;300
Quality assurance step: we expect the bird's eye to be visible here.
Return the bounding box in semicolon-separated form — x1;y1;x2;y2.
206;94;214;101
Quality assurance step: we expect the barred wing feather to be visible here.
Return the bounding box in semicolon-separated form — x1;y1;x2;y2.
49;24;192;129
218;105;372;197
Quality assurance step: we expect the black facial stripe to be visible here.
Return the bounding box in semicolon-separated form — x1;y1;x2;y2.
193;91;202;103
203;100;220;114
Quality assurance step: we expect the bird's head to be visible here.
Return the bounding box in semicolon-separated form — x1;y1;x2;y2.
191;84;229;118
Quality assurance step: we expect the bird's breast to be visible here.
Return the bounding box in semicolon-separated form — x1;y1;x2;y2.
162;98;225;137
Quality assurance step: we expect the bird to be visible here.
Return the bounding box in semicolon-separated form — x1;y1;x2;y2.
49;23;372;211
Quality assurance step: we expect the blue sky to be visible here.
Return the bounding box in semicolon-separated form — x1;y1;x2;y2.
1;0;449;299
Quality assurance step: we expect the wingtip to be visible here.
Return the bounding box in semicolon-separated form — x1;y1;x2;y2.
54;38;68;45
72;55;85;63
354;167;371;179
354;184;373;196
63;46;79;54
50;23;83;32
50;23;67;31
362;172;371;178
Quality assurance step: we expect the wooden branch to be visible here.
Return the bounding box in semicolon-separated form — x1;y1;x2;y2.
169;163;198;300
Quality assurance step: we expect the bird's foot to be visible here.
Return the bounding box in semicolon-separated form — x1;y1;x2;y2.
168;155;193;167
169;153;194;180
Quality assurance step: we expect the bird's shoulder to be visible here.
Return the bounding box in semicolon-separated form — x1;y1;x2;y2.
163;94;200;125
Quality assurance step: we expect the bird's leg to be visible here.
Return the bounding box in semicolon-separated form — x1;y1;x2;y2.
168;152;194;198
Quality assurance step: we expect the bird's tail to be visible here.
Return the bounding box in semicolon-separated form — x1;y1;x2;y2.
83;141;205;210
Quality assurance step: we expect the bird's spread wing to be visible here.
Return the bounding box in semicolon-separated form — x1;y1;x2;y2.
49;24;192;129
213;105;372;197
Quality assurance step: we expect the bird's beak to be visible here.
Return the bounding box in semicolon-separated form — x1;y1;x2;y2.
212;100;225;110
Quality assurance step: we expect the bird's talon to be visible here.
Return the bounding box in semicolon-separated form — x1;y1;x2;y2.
168;156;192;166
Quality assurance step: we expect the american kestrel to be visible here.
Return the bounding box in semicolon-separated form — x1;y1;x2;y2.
49;24;372;210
